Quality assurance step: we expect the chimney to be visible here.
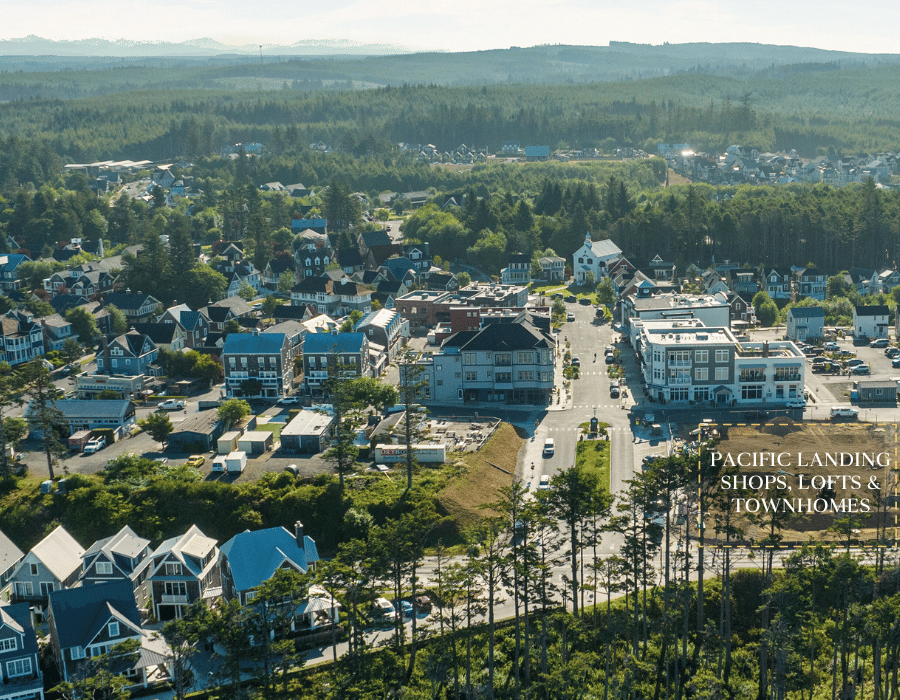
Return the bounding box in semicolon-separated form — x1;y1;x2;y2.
763;341;769;358
294;521;304;545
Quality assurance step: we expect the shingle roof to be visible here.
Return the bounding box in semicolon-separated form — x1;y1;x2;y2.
83;525;149;561
588;238;622;258
220;526;319;593
131;322;179;345
103;292;158;311
855;305;890;316
48;399;135;420
788;307;825;318
338;249;364;267
447;320;552;352
30;525;85;583
360;230;392;248
151;525;217;576
48;580;140;649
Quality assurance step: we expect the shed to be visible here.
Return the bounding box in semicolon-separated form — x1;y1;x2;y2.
237;431;273;454
280;410;334;454
166;410;224;453
218;430;242;455
857;380;898;405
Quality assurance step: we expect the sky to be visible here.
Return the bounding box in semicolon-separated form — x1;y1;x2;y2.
3;0;900;54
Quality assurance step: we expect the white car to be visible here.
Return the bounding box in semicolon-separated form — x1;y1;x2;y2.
823;342;839;351
785;398;806;409
83;436;106;454
538;474;550;490
158;399;185;410
276;396;302;406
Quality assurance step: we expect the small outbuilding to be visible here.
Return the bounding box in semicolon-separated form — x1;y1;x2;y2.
166;411;224;453
237;431;273;455
280;410;334;454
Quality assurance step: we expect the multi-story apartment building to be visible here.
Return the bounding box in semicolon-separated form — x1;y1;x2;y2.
620;293;731;333
222;330;295;400
302;332;371;397
415;317;555;406
634;320;805;405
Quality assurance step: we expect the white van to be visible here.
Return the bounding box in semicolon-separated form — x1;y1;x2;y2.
543;438;555;456
830;406;859;419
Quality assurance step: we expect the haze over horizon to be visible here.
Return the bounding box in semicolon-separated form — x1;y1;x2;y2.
2;0;899;55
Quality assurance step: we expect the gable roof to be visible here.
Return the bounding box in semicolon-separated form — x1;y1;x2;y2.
587;238;622;258
151;525;217;577
788;306;825;319
48;580;141;649
273;304;313;321
131;322;180;345
220;526;319;593
360;230;392;248
83;525;149;562
103;292;158;311
855;305;890;316
446;319;552;352
0;529;24;575
30;525;85;583
337;249;364;268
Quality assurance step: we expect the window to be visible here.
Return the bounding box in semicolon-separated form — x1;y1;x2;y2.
109;621;119;637
164;581;187;596
517;352;534;364
164;563;183;576
495;353;511;366
96;561;113;575
29;564;37;576
463;353;476;365
695;368;708;381
465;372;477;381
40;582;55;596
742;385;763;400
715;367;728;381
517;371;534;381
694;349;708;363
436;380;443;386
6;658;32;678
436;364;442;372
715;349;729;363
15;582;32;597
0;638;17;652
694;387;710;402
496;372;511;383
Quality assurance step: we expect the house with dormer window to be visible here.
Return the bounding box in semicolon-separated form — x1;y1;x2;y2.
96;331;159;376
79;526;152;606
158;304;209;349
146;526;221;621
47;580;172;689
101;293;161;323
0;311;44;366
9;525;84;605
292;229;333;278
0;254;30;292
765;269;793;300
794;267;827;300
0;603;43;700
0;531;23;604
572;234;622;284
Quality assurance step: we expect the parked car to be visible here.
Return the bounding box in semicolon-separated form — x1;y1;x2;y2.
284;464;300;476
186;455;205;467
871;338;890;348
578;297;592;305
566;313;575;322
83;436;106;454
851;364;871;374
276;396;302;406
846;359;865;368
564;295;577;302
414;595;433;613
538;474;550;490
885;348;900;358
392;599;414;618
543;438;555;457
831;406;859;419
372;597;397;622
158;399;185;410
892;357;900;368
785;398;806;408
605;354;616;364
571;356;580;366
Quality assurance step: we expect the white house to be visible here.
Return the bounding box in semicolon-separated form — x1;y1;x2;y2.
572;234;622;285
853;305;890;339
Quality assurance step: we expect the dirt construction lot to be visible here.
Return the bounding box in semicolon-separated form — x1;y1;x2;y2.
709;420;898;543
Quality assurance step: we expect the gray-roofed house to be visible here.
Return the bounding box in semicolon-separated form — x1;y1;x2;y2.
0;603;44;700
0;530;24;603
130;322;185;352
199;297;253;333
41;399;137;437
0;310;44;366
786;306;825;342
79;526;153;606
40;313;74;352
853;305;890;340
9;525;85;605
166;410;225;454
354;308;407;362
500;253;532;286
572;233;623;285
47;580;172;688
158;304;209;350
537;255;565;282
97;331;159;376
262;257;296;289
0;253;30;292
280;409;334;453
146;525;221;621
101;292;162;323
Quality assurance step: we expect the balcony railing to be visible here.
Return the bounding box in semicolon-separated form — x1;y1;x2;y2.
739;374;766;382
669;377;692;385
668;360;692;368
161;594;189;604
775;374;801;382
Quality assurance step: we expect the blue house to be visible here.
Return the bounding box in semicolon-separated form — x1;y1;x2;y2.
220;523;337;632
0;603;43;700
0;254;30;292
97;331;159;377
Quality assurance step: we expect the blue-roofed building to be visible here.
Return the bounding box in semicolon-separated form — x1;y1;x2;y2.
302;332;370;397
379;257;419;285
290;219;327;235
222;329;295;399
0;603;44;700
220;523;319;605
525;145;550;161
0;254;30;292
47;580;173;689
220;523;337;632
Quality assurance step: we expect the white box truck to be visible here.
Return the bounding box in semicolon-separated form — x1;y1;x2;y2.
225;451;247;473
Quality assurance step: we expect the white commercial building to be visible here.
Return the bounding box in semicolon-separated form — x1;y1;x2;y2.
634;320;805;406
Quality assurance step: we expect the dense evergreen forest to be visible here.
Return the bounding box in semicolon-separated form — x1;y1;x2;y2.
3;61;900;163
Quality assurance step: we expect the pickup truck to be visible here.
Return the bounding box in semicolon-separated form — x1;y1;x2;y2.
83;436;106;454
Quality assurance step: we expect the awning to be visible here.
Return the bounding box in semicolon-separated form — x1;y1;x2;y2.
774;364;802;369
713;385;733;394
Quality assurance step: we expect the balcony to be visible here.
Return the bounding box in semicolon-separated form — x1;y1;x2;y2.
668;360;692;368
161;594;189;604
775;374;801;382
739;374;766;383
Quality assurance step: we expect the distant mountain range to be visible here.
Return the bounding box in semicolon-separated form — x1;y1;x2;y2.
0;35;421;57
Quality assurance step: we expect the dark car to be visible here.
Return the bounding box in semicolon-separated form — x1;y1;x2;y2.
605;354;616;364
552;293;564;300
579;297;592;305
564;295;577;303
414;595;433;613
887;348;900;358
